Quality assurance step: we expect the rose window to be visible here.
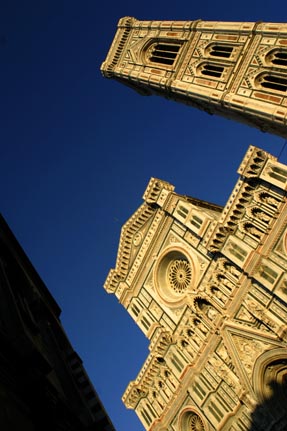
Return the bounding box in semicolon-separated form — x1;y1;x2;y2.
168;259;192;293
154;249;195;305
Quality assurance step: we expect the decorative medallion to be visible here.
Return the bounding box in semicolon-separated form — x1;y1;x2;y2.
133;232;143;247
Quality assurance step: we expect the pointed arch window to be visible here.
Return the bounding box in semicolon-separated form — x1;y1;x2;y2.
266;49;287;67
146;42;181;66
256;73;287;93
206;44;233;59
198;63;225;78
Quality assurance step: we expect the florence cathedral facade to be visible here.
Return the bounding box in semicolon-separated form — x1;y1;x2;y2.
101;18;287;431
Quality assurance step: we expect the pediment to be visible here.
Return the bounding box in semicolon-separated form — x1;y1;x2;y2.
222;324;283;394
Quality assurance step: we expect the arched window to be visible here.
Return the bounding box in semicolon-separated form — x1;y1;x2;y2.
256;73;287;93
207;44;233;59
146;42;181;66
266;49;287;67
198;63;225;78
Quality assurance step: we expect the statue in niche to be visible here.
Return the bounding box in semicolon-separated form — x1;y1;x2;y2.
196;298;218;321
218;274;234;290
260;193;280;208
225;262;240;277
194;318;208;335
210;286;225;304
244;223;262;238
252;208;271;223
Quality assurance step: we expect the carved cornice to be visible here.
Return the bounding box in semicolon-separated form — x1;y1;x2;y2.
237;145;276;179
123;331;175;408
104;203;155;293
143;177;175;205
101;17;136;78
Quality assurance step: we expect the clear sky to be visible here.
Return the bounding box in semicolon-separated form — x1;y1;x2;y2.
1;1;286;431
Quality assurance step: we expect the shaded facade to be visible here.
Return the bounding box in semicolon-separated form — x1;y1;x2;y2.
101;17;287;138
0;214;115;431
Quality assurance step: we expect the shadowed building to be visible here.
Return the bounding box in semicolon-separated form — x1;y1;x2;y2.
102;18;287;431
101;17;287;138
0;215;115;431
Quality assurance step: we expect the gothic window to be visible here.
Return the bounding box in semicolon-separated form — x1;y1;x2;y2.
141;315;151;330
207;44;233;59
208;400;224;422
266;49;287;67
256;73;287;93
198;62;225;78
193;381;206;400
131;303;140;317
228;242;247;261
146;403;156;419
190;215;202;229
146;42;181;66
177;205;189;219
259;265;278;284
141;408;152;426
170;353;184;373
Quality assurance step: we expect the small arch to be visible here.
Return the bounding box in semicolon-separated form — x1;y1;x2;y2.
145;40;182;66
206;43;234;59
256;73;287;93
266;49;287;67
197;62;225;78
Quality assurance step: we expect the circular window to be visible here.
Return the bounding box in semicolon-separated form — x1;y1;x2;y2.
154;248;194;305
168;259;192;293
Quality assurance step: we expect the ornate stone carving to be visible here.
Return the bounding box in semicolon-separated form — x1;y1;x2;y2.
168;259;192;293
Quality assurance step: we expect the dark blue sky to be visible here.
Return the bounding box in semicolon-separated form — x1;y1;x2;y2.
1;1;286;430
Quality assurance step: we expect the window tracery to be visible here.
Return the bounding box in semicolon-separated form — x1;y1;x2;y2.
206;43;233;59
154;249;195;305
168;259;192;293
265;49;287;67
145;41;181;66
197;62;225;78
256;73;287;93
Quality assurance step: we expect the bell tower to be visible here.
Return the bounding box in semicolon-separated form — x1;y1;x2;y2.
101;17;287;138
